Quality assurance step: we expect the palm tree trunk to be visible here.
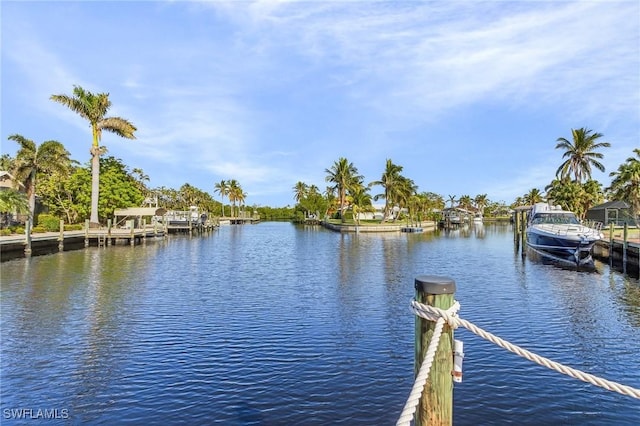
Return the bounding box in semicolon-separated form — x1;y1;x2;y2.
27;168;36;220
90;146;101;225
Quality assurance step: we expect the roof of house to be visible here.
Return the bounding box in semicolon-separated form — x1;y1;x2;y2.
0;171;25;189
588;200;630;211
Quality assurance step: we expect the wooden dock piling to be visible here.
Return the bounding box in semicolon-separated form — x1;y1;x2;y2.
24;219;32;257
58;219;64;251
414;275;456;426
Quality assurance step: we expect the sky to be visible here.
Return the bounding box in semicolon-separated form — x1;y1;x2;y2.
1;0;639;208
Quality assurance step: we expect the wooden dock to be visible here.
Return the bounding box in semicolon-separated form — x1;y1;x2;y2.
0;224;169;259
0;213;229;260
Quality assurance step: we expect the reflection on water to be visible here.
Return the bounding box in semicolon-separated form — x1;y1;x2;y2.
1;223;639;425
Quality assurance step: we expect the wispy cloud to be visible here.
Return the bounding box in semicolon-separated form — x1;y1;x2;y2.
2;1;638;205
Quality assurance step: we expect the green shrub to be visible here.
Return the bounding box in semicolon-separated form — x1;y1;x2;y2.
36;214;62;232
13;226;25;235
0;229;11;236
64;224;84;231
31;226;47;233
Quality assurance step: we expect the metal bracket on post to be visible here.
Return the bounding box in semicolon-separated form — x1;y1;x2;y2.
452;339;464;383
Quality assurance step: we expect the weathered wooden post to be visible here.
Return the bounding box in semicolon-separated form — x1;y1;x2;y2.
623;222;629;268
24;218;32;257
520;210;527;252
84;219;90;247
414;275;456;426
514;210;520;248
58;219;64;251
107;219;112;246
142;218;147;245
129;219;135;246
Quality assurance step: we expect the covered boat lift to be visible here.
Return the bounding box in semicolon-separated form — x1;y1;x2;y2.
113;207;167;228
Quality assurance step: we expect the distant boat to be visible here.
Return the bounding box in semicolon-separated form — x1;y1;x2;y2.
473;213;483;223
526;203;603;265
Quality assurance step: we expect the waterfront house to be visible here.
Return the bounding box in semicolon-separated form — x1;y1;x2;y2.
0;171;28;226
585;200;637;226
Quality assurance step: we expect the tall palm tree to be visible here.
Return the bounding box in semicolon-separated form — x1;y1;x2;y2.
51;85;137;225
370;159;404;223
8;134;71;219
214;179;229;217
325;157;362;223
607;148;640;217
447;194;457;208
555;127;610;182
293;181;308;203
227;179;242;218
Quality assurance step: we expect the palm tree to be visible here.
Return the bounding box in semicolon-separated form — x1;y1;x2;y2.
555;128;610;182
325;157;362;223
523;188;544;205
8;134;71;219
227;179;242;218
545;178;585;217
458;195;473;210
324;186;337;219
51;85;137;225
131;168;150;202
607;148;640;217
447;194;457;208
0;189;29;227
0;154;13;170
347;181;373;226
474;194;488;215
393;176;417;222
214;180;229;217
370;159;404;223
237;190;247;218
293;181;308;203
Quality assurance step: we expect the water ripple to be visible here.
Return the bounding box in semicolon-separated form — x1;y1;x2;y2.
1;223;639;425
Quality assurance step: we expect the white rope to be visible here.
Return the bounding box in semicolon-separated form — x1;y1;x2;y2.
396;302;460;426
411;300;640;400
396;318;444;426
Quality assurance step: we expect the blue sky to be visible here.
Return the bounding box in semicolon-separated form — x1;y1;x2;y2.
1;1;639;208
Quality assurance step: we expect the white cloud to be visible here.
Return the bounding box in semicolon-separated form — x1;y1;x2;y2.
2;1;638;206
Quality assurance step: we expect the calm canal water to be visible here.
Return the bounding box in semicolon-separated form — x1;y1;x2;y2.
1;222;639;425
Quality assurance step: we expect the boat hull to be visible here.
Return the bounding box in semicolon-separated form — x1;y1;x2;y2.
526;227;599;264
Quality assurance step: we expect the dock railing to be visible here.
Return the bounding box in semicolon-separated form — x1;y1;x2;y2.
397;275;640;426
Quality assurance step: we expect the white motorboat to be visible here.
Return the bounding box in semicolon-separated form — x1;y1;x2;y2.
526;203;603;265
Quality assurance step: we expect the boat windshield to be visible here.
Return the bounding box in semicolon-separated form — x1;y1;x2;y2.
531;213;580;225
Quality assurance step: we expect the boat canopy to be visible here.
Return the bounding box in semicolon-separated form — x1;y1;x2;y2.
113;207;167;218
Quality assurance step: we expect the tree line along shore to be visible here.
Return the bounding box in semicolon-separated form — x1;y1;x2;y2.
1;85;638;235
